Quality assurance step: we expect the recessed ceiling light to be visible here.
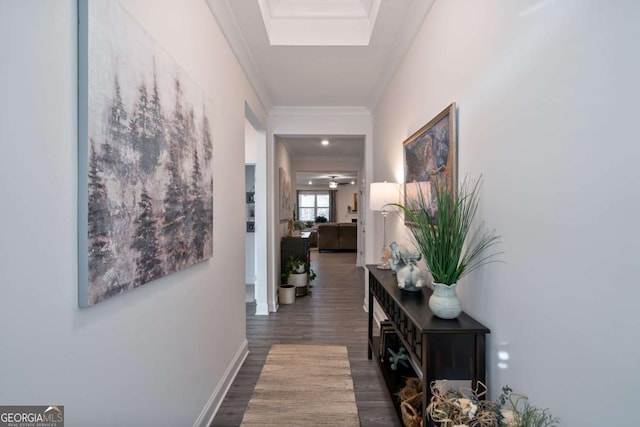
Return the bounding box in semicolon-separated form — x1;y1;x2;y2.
308;181;312;185
351;181;355;185
321;139;329;146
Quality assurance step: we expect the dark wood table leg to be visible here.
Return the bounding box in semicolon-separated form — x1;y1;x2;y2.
367;274;373;360
474;333;487;389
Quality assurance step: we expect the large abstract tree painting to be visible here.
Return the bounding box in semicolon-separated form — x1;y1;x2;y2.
78;0;214;306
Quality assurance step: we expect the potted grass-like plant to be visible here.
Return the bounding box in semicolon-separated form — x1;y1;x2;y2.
393;176;502;319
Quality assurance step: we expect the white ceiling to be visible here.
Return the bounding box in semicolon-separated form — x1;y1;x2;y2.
280;135;364;158
207;0;433;173
296;171;358;187
206;0;435;110
281;134;362;185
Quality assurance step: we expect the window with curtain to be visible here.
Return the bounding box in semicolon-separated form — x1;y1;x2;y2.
298;191;331;222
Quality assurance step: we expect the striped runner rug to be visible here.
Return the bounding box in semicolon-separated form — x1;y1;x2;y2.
240;344;360;426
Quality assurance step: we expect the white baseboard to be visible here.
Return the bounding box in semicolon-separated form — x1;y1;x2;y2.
255;302;269;315
373;305;385;328
192;339;249;427
363;301;384;329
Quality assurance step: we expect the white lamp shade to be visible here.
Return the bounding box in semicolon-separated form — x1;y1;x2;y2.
369;182;400;212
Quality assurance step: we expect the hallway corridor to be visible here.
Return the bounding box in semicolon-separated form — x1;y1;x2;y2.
211;250;400;426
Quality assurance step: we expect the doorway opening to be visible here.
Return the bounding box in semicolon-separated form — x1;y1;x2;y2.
244;103;268;315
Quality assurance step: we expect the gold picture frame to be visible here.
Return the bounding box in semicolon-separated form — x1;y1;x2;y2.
403;103;457;226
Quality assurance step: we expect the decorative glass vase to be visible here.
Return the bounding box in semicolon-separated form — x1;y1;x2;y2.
428;282;462;319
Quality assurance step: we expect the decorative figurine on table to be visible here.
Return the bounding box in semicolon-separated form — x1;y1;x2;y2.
387;347;410;371
389;241;408;273
390;241;427;291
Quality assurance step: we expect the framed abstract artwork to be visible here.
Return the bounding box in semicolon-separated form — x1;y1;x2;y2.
78;0;214;306
403;103;457;225
279;167;291;221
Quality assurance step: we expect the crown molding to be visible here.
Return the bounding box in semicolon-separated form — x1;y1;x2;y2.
295;154;362;162
206;0;434;114
257;0;381;46
264;0;375;19
270;106;371;117
367;0;435;111
205;0;273;113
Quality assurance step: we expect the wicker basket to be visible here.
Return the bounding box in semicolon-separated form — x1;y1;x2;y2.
399;378;423;427
401;401;422;427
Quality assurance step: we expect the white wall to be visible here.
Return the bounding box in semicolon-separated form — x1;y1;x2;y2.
275;137;295;238
0;1;265;426
295;156;362;173
336;185;358;222
245;117;259;290
274;138;295;291
244;117;258;164
245;103;269;315
373;0;640;424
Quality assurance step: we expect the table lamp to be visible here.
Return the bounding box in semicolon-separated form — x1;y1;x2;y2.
369;181;399;269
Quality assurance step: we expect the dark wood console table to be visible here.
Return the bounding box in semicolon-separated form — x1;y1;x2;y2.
366;265;490;427
281;236;310;271
281;236;311;296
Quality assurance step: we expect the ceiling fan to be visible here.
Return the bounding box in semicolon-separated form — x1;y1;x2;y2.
328;176;350;188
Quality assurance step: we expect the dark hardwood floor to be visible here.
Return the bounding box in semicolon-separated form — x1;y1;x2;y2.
211;249;401;427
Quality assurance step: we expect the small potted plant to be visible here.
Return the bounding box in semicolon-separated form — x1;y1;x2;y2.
290;220;305;236
314;214;328;224
282;256;317;297
392;176;502;319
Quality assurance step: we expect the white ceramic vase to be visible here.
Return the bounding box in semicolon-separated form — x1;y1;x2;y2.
288;272;308;296
288;272;307;287
428;282;462;319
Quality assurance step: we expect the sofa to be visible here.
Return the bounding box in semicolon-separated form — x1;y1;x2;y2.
317;223;357;252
